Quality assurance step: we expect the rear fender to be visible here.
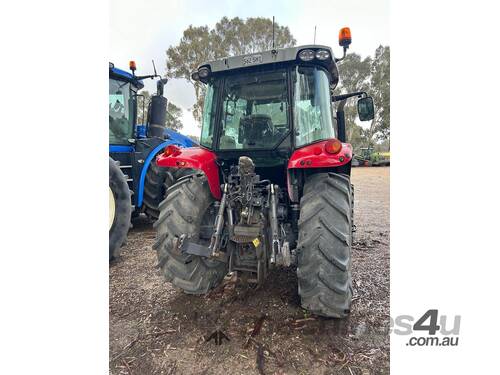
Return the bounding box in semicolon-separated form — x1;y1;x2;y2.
287;139;353;201
137;140;186;207
156;147;221;199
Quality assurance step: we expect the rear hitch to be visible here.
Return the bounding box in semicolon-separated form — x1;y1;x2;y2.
268;185;292;266
208;184;228;257
269;184;281;264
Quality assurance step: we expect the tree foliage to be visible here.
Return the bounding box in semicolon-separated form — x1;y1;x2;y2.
137;90;151;125
336;53;372;147
166;17;296;122
137;90;183;131
336;45;390;151
370;46;390;141
165;101;183;131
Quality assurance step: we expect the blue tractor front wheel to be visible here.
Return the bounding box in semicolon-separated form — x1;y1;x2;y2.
109;157;132;260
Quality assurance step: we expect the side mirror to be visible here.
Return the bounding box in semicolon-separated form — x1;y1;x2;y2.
358;97;374;121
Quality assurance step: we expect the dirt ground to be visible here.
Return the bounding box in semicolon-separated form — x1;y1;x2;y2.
110;167;390;375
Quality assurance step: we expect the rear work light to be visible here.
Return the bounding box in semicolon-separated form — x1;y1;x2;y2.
315;49;330;60
298;49;315;61
324;139;342;154
198;67;210;78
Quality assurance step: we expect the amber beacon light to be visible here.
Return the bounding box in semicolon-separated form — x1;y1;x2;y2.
129;60;137;72
339;27;352;48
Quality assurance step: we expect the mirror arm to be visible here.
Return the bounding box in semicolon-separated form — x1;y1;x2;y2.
332;91;367;102
337;98;347;112
333;92;369;142
334;46;348;62
336;99;347;142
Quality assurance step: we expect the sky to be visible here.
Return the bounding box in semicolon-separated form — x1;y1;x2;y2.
110;0;390;136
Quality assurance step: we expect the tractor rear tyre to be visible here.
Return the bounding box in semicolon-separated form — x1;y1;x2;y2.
109;157;132;261
153;174;228;294
297;173;353;318
143;159;193;221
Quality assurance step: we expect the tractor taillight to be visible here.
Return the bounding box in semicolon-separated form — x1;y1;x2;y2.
164;145;180;157
324;139;342;154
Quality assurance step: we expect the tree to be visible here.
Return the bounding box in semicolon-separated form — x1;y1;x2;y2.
166;17;296;123
335;46;390;151
336;53;372;151
165;102;183;131
137;90;183;131
369;45;390;142
187;135;200;144
137;90;151;125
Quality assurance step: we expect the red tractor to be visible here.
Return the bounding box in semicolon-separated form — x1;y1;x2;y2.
153;28;374;318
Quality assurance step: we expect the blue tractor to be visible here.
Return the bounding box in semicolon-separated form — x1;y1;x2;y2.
109;61;196;260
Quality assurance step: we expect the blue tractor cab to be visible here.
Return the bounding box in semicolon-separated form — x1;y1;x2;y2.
109;61;195;259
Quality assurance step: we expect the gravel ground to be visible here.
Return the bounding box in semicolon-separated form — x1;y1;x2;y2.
110;166;390;375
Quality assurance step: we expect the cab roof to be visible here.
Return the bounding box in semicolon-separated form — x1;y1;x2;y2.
109;64;144;89
197;45;339;86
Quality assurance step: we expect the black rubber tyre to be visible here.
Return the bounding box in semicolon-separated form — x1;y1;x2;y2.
143;158;194;221
153;174;228;294
296;173;353;318
109;157;132;261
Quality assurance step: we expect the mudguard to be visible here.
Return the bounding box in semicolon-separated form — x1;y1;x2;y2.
287;139;353;201
288;140;352;169
137;141;186;207
156;146;221;199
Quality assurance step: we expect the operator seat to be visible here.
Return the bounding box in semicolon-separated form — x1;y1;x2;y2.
220;132;236;149
239;114;274;148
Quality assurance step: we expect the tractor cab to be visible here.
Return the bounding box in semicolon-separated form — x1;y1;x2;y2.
108;62;143;145
185;41;374;191
194;45;342;184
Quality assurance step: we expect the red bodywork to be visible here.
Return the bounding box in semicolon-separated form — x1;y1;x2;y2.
287;139;352;201
287;140;352;169
156;146;222;199
157;139;352;201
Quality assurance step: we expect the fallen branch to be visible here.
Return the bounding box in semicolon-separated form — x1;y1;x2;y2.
244;314;267;348
143;329;177;338
247;337;284;367
122;358;132;375
256;344;265;375
111;335;139;362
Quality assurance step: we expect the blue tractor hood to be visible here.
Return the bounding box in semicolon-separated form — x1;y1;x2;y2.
164;128;197;147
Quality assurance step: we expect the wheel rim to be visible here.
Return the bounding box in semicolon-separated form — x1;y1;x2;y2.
109;186;116;231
